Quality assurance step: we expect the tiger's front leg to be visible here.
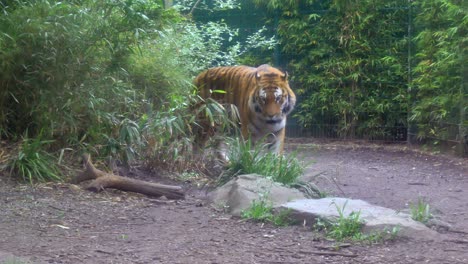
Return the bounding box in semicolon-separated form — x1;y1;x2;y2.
245;125;285;155
269;128;285;154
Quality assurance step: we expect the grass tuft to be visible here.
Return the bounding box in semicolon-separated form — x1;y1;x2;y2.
313;200;364;241
3;136;62;184
219;137;304;186
328;201;364;241
241;199;292;226
409;197;432;224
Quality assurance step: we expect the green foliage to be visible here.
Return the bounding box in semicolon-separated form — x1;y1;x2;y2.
174;0;241;13
313;200;400;242
0;0;177;160
409;198;433;224
255;0;410;139
0;0;268;170
241;199;274;222
241;199;292;226
4;136;62;183
220;137;304;185
410;0;467;141
142;93;197;171
142;92;236;171
251;0;466;145
327;201;364;241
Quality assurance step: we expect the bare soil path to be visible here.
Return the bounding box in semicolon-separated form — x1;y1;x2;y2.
0;140;467;264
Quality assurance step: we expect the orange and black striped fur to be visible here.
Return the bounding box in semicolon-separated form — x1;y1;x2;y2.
194;64;296;153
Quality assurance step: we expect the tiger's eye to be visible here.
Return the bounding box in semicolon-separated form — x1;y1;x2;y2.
254;105;262;113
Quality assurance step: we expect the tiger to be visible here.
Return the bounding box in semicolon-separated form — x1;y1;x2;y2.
194;64;296;154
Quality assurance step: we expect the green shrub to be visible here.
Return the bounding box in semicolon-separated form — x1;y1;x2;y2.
0;1;174;156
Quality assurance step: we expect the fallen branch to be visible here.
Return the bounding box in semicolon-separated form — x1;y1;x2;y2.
72;154;185;200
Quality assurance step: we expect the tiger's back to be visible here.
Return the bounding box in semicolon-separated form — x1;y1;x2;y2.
195;65;257;108
195;64;296;153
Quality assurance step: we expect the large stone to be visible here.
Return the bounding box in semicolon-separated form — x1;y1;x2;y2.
208;174;306;216
280;197;439;240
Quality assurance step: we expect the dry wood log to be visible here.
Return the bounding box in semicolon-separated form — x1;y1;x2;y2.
72;154;185;200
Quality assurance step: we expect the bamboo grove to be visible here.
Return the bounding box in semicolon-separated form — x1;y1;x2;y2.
250;0;466;151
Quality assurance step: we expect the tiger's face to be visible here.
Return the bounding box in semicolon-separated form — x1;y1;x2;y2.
249;71;295;128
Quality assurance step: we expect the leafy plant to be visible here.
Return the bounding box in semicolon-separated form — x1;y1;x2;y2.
327;201;365;241
142;92;236;172
241;199;292;226
253;0;409;140
313;201;364;241
409;198;433;224
219;137;304;185
0;0;282;172
241;199;274;222
0;0;182;162
410;0;466;142
4;136;62;184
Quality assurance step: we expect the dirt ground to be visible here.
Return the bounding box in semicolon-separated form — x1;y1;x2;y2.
1;139;467;264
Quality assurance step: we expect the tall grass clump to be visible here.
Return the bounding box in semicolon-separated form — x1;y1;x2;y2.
219;137;304;185
328;201;364;241
241;199;292;226
3;136;62;183
314;201;365;242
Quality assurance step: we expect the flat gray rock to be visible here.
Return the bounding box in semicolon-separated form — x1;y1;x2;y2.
281;197;439;241
208;174;306;216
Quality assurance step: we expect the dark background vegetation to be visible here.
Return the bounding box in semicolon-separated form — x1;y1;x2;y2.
0;0;466;182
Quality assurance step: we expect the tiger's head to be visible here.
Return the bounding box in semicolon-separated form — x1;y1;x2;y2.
249;65;296;126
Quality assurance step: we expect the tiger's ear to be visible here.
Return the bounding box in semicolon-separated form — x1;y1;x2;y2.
281;71;288;81
256;71;261;80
